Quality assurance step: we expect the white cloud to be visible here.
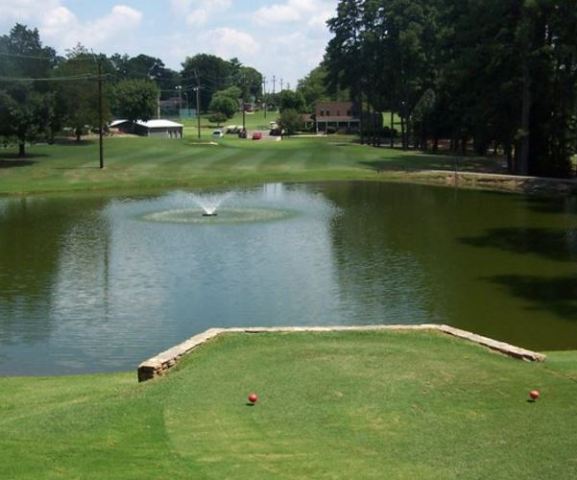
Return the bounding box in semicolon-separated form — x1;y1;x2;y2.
0;1;143;51
172;0;232;26
200;27;260;58
253;0;324;25
170;0;193;15
308;9;334;28
0;0;61;21
186;9;208;26
254;4;300;24
40;5;143;50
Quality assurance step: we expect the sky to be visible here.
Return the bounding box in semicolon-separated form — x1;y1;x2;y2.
0;0;340;89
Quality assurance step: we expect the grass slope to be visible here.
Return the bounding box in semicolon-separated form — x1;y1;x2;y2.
1;331;576;479
0;111;503;195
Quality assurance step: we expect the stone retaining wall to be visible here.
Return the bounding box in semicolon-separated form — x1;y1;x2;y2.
137;324;546;382
381;170;577;196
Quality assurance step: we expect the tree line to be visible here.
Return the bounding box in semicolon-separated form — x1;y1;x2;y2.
324;0;577;177
0;24;265;156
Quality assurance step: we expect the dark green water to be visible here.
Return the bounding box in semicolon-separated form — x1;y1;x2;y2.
1;182;576;375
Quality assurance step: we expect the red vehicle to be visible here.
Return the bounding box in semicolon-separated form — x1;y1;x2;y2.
252;131;263;140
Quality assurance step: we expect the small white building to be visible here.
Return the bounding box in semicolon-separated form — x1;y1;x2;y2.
110;119;183;138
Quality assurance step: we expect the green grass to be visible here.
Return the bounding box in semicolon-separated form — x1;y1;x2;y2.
1;331;576;479
0;114;504;195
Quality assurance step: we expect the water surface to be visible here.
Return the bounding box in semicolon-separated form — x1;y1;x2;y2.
1;182;576;375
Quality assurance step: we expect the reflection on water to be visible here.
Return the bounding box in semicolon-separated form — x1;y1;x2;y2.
1;182;577;375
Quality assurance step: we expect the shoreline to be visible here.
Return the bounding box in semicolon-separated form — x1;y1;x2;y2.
376;169;577;196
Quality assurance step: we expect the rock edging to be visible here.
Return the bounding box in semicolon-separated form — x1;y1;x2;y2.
381;169;577;196
137;324;545;382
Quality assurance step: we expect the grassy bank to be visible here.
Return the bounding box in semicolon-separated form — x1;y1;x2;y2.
1;331;576;479
0;111;503;195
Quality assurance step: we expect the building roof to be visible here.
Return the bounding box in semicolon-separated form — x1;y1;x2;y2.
109;119;184;129
109;119;129;128
317;116;359;123
137;119;184;128
316;101;354;109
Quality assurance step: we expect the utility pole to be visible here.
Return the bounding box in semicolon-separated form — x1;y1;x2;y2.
242;72;246;133
262;76;267;119
272;75;276;95
287;82;290;91
280;78;284;91
176;85;182;117
194;69;201;139
97;59;104;169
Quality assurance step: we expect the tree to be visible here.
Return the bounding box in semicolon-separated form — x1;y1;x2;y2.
0;24;57;156
238;66;263;100
324;0;577;176
181;54;233;112
112;79;158;122
228;58;263;100
0;88;54;156
208;94;238;123
277;108;303;135
208;112;228;127
214;86;242;102
277;90;306;113
297;64;349;111
54;44;111;142
181;55;263;113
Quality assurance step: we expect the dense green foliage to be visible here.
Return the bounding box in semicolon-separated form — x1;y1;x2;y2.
0;25;57;156
109;53;179;100
111;79;159;122
1;331;576;478
181;54;262;113
54;45;112;141
208;94;238;123
277;89;306;112
296;64;349;111
277;108;303;134
325;0;577;177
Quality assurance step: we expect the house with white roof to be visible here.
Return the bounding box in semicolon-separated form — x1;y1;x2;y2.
110;119;183;138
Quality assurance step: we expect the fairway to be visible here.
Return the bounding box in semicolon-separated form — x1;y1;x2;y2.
0;112;503;195
1;331;576;479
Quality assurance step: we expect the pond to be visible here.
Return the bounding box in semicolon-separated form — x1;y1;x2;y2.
1;182;577;375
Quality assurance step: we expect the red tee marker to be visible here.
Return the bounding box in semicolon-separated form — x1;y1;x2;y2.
248;393;258;404
529;390;540;401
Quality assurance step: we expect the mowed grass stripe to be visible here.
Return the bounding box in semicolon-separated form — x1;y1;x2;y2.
0;127;475;195
200;146;258;173
255;145;308;172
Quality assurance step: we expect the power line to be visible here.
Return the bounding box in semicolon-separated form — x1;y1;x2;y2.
0;73;109;82
0;51;56;60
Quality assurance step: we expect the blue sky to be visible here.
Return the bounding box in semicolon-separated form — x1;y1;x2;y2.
0;0;339;88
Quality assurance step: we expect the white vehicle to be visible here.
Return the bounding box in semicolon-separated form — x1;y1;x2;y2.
212;129;224;138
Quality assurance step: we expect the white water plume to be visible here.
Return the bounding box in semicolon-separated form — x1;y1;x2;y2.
189;192;233;215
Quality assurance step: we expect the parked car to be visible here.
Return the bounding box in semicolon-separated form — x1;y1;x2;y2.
252;131;263;140
212;129;224;138
225;125;240;134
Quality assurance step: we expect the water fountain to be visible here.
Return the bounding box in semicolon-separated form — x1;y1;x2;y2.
190;192;232;217
140;188;296;225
